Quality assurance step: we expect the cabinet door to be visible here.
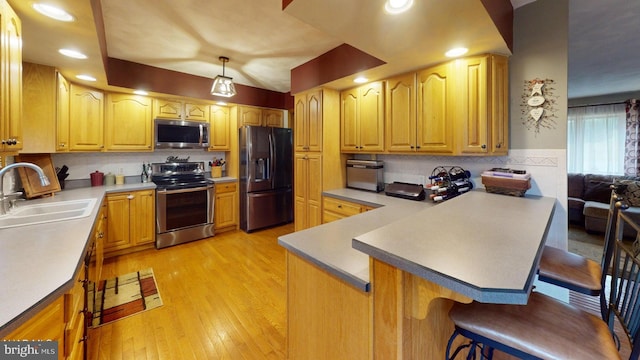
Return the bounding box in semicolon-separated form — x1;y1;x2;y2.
458;56;489;154
386;74;416;152
306;90;323;152
294;153;308;231
2;7;22;152
294;153;322;231
210;105;230;150
56;73;70;151
153;99;182;119
294;95;308;151
105;93;152;151
3;297;64;344
105;193;131;252
215;183;237;230
417;63;454;154
263;109;284;127
340;89;359;152
131;190;155;246
490;55;509;155
358;82;384;152
69;84;104;151
184;102;209;121
239;106;263;126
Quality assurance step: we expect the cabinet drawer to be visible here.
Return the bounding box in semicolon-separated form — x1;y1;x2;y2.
323;197;362;217
216;182;237;194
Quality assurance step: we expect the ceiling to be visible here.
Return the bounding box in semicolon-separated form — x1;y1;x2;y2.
7;0;640;100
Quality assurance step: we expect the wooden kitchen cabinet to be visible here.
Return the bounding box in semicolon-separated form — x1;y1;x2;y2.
294;89;323;152
90;203;107;284
322;196;372;223
456;54;509;155
385;73;416;152
0;0;22;153
153;98;210;121
2;297;65;352
104;189;155;255
416;63;455;154
238;105;284;127
214;181;237;231
56;73;71;151
21;63;57;153
105;93;153;151
209;105;230;150
294;152;322;231
340;81;384;153
64;263;86;360
69;83;104;151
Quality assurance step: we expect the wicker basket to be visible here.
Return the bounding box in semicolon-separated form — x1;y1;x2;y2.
481;175;531;197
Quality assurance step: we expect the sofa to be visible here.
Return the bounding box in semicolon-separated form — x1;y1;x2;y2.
568;173;640;236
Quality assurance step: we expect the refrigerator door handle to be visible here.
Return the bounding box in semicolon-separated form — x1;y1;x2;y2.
269;131;275;187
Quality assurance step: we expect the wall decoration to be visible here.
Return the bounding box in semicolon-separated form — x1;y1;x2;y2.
520;78;558;134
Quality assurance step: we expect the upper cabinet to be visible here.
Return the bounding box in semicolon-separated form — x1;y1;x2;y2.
68;83;104;151
153;99;209;121
56;73;70;152
416;63;455;154
294;89;323;152
340;81;384;153
1;1;22;153
456;54;509;155
238;105;284;127
105;93;153;151
209;105;230;150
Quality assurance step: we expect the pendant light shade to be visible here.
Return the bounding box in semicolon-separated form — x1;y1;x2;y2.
211;56;237;97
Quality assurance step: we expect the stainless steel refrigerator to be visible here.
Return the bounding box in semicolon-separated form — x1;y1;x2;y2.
239;126;293;232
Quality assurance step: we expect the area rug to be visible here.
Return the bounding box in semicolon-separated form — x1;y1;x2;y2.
89;268;162;327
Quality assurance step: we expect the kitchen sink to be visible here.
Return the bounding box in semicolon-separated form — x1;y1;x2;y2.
0;198;97;229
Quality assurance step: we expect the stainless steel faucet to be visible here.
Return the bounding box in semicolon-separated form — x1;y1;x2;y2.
0;162;51;215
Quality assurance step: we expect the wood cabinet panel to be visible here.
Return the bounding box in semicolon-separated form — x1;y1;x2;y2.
340;82;384;152
105;93;152;151
153;99;182;119
263;109;284;127
21;63;57;153
69;84;104;151
2;297;65;346
1;2;22;153
131;189;155;246
417;63;454;154
238;105;263;126
294;153;322;231
105;189;155;254
294;89;322;152
209;105;230;150
56;73;70;151
490;55;509;155
184;102;209;121
386;73;416;152
214;182;237;230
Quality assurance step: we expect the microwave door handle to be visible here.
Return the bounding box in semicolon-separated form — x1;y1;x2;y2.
199;124;204;146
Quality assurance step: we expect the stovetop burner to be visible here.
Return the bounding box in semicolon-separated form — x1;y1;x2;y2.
151;162;208;190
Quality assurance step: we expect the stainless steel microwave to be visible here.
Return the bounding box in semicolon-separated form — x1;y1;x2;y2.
155;119;209;149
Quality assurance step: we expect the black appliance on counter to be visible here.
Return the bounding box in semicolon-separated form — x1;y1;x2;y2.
152;161;215;248
239;126;293;232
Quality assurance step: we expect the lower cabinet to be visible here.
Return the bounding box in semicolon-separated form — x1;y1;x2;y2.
322;196;376;223
214;182;238;232
104;189;155;256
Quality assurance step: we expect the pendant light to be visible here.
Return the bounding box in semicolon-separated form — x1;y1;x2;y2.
211;56;237;98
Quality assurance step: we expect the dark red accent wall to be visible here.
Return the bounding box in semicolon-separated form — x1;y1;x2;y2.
106;58;290;109
282;0;294;10
480;0;514;52
290;44;386;95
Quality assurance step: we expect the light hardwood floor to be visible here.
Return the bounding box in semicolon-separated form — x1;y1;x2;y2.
88;223;294;360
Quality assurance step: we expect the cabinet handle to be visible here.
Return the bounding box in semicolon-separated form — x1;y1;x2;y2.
59;143;66;147
416;145;421;149
410;145;414;149
337;205;342;208
496;143;502;149
481;144;487;149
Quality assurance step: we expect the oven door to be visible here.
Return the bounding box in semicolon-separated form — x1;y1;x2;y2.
156;185;214;233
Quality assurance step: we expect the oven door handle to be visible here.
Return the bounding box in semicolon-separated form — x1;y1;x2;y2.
157;185;213;194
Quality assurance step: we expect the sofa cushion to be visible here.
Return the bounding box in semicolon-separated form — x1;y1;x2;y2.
583;201;609;219
583;181;613;203
567;173;585;199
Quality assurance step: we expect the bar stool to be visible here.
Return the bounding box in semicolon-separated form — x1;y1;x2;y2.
538;191;627;306
445;195;640;360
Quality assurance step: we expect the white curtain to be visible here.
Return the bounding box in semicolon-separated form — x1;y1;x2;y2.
567;103;626;175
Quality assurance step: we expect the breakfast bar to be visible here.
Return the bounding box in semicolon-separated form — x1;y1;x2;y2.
279;190;556;359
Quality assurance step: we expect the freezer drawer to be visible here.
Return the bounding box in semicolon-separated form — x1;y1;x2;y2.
241;189;293;232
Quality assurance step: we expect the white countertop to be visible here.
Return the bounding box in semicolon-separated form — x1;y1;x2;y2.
0;183;155;336
279;189;556;304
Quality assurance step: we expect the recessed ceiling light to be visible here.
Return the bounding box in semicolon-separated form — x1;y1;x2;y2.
76;74;96;82
58;49;87;59
354;76;368;84
32;3;75;22
445;47;469;58
133;90;148;96
385;0;414;14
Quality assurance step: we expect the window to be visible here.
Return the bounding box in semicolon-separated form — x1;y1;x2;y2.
567;104;626;175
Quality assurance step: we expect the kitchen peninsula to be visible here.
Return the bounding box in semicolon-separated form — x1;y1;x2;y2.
278;189;556;359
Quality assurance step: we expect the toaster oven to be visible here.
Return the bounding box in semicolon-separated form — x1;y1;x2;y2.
346;160;384;192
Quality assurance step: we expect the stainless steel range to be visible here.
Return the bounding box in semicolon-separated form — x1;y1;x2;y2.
152;161;215;249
